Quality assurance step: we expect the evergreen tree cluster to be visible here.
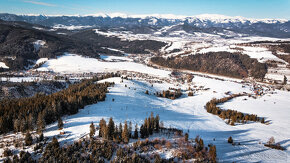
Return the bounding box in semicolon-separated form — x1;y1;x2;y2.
98;117;131;144
4;114;217;163
97;113;160;143
140;112;160;138
205;94;264;125
0;74;118;134
155;90;182;100
151;51;268;80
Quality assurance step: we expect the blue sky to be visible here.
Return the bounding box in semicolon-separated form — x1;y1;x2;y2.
0;0;289;19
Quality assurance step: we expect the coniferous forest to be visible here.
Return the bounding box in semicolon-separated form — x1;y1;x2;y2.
0;74;119;134
151;52;267;79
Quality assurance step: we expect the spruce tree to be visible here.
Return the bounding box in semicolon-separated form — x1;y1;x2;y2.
209;145;217;162
99;118;106;137
119;123;123;138
283;75;287;85
39;133;44;142
51;137;59;148
155;114;160;132
25;131;33;146
134;124;138;139
89;122;96;138
37;113;45;134
58;117;63;130
228;136;233;144
129;121;132;138
122;121;129;143
107;118;115;140
185;133;189;142
140;125;145;138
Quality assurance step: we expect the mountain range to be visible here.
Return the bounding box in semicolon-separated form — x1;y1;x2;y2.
1;13;290;38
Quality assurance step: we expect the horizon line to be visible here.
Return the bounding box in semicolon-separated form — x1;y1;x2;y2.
1;12;288;21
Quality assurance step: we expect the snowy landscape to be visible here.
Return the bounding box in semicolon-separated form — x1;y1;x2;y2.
1;2;290;162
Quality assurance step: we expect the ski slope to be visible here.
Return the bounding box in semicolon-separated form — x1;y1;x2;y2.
43;77;290;162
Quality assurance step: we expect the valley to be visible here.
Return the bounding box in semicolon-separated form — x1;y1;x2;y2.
0;13;290;162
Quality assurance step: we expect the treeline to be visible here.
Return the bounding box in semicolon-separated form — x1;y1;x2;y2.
205;94;264;125
0;73;119;134
151;52;267;79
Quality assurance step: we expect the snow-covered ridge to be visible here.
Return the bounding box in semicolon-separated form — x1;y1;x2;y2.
0;62;9;69
18;13;288;24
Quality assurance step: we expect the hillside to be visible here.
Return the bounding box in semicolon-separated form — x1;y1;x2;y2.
0;21;104;71
151;52;268;79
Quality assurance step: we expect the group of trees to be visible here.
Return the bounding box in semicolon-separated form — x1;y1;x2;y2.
205;94;264;125
139;113;160;138
92;113;160;143
151;51;268;80
0;74;119;134
155;90;182;100
264;136;285;150
97;118;131;144
3;113;217;162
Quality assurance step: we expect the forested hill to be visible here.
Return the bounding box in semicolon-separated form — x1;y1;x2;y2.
151;52;268;79
0;20;166;71
0;21;109;71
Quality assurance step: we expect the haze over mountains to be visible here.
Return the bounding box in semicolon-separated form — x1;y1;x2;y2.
1;13;290;38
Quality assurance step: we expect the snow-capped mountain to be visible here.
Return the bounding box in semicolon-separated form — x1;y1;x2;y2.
0;13;290;38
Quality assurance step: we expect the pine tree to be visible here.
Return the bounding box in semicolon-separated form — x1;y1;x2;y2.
36;113;45;134
25;131;33;146
283;75;287;85
119;123;123;138
129;121;132;138
107;118;115;140
51;137;59;148
144;118;149;137
199;138;204;149
122;121;129;144
58;117;63;130
114;125;120;143
39;133;44;142
261;118;265;124
140;124;145;138
134;124;138;139
209;145;217;162
99;118;106;137
185;133;189;142
155;114;160;132
228;136;233;144
145;90;149;94
89;122;96;138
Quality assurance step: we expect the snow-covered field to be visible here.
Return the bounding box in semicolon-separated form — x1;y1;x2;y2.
37;53;170;78
41;76;290;162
